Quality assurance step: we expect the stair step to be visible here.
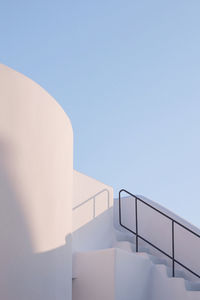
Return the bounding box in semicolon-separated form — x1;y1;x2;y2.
187;291;200;300
114;229;200;296
114;229;135;243
114;241;175;271
152;264;189;300
113;241;134;252
185;280;200;291
142;253;167;265
113;239;151;253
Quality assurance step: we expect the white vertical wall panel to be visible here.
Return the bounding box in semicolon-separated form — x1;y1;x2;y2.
0;64;73;300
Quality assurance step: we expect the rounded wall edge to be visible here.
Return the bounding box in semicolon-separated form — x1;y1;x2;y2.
0;63;73;138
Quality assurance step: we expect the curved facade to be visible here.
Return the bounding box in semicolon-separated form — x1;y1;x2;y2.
0;64;73;299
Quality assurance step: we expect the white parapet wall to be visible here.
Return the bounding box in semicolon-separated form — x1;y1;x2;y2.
73;170;114;252
0;64;73;299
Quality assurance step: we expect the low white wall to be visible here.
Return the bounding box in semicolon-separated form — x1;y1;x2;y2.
0;64;73;299
72;248;153;300
114;193;200;280
73;249;115;300
73;170;113;252
115;249;153;300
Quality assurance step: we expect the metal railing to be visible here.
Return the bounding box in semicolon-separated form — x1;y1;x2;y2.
119;189;200;278
73;188;110;218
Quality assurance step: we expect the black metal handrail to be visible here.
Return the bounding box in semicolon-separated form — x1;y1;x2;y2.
119;189;200;278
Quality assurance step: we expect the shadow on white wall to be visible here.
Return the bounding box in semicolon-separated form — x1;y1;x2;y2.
73;188;110;228
0;141;71;300
0;139;71;300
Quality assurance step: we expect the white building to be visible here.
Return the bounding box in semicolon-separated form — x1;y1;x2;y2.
0;64;200;300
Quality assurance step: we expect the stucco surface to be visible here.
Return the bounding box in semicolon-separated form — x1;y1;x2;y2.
0;64;73;299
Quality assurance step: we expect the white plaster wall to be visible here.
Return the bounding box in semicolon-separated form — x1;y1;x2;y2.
0;64;73;299
115;249;153;300
73;249;115;300
114;194;200;280
73;170;114;251
72;248;153;300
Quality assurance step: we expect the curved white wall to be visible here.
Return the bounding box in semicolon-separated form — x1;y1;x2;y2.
0;64;73;299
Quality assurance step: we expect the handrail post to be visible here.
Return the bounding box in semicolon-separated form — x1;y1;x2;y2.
135;197;139;252
119;191;122;226
93;197;95;218
172;220;175;277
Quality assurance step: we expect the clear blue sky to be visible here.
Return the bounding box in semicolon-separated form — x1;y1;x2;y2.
1;1;200;226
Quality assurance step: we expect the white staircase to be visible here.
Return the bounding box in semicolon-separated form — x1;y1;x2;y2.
73;235;200;300
72;190;200;300
72;248;153;300
114;238;200;300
